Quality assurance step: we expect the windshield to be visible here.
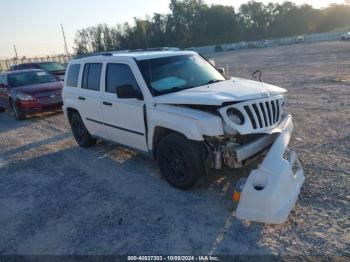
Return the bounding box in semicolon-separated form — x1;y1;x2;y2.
38;62;66;72
8;71;58;87
137;54;227;96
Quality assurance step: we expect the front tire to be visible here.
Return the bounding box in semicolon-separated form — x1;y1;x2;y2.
70;112;96;147
156;134;205;190
10;100;25;120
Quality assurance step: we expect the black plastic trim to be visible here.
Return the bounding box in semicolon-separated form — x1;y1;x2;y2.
86;117;144;136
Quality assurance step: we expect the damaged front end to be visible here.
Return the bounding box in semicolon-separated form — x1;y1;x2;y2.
203;96;305;224
235;115;304;223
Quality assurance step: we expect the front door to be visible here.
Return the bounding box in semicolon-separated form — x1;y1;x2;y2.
100;62;147;152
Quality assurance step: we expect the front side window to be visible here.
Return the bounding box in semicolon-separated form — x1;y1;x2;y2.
66;64;80;87
8;71;58;87
137;54;227;96
82;63;102;91
105;63;140;95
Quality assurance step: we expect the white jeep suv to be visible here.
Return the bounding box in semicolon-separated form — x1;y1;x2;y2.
62;51;304;223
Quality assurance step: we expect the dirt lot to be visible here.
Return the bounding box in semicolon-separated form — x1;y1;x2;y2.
0;41;349;256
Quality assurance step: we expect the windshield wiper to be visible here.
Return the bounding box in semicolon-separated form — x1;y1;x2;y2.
205;79;223;85
157;85;193;95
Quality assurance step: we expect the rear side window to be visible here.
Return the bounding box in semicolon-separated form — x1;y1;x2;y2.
105;63;139;94
17;64;26;70
82;63;102;91
28;64;39;69
66;64;81;87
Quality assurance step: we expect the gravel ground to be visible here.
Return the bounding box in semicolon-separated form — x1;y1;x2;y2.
0;41;349;256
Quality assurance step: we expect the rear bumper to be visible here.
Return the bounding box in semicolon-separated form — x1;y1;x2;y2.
236;114;305;224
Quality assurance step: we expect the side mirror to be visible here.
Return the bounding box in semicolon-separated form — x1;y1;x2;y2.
116;84;143;100
217;67;225;75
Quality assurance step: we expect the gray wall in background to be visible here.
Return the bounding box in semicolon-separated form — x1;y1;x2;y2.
188;30;348;54
0;30;348;71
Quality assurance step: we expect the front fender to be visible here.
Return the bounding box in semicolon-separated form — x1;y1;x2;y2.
147;104;224;150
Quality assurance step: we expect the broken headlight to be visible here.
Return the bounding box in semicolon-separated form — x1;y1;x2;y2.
227;108;245;125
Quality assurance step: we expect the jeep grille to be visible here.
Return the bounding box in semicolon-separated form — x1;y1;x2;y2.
219;95;285;134
244;99;282;129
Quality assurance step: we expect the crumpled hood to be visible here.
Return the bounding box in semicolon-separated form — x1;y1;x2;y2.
153;77;287;106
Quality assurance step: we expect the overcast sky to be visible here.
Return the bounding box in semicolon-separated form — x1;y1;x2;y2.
0;0;345;58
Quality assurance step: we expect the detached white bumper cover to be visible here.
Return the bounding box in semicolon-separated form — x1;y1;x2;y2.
236;115;305;224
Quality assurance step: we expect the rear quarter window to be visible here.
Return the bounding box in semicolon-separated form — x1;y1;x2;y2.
66;64;81;87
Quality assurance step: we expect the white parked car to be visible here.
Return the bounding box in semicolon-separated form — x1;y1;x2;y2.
340;32;350;40
62;51;304;223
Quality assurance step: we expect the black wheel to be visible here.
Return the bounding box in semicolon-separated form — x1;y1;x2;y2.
0;107;5;113
156;134;205;190
10;100;25;120
70;112;96;147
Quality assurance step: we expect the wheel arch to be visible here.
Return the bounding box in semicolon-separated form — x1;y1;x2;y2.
151;126;186;159
66;107;80;123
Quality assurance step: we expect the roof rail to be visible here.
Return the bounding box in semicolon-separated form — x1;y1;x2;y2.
128;47;180;52
74;47;181;59
74;52;114;59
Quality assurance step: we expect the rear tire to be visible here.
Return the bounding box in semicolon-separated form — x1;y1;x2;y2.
70;112;96;147
10;100;25;120
156;133;205;190
0;107;5;113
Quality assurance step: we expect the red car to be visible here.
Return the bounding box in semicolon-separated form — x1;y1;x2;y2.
0;69;63;120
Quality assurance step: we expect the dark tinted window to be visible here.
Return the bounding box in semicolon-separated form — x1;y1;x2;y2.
8;71;57;87
66;64;81;87
29;64;39;69
82;63;102;91
17;64;27;70
38;62;66;72
106;63;139;94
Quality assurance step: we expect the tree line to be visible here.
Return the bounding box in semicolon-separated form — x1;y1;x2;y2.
74;0;350;54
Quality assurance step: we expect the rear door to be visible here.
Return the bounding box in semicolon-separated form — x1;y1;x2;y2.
100;62;147;151
78;62;108;139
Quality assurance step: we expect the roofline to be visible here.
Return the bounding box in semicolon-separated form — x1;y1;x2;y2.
70;50;197;64
7;69;43;74
10;61;64;66
74;47;182;59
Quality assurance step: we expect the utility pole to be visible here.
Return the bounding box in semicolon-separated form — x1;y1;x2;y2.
13;45;18;59
61;24;69;56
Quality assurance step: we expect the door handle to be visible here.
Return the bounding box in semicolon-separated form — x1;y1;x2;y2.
103;101;113;106
78;96;86;101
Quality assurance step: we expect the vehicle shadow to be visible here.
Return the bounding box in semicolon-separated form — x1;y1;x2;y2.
0;110;63;133
0;137;269;255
